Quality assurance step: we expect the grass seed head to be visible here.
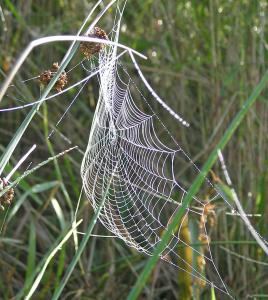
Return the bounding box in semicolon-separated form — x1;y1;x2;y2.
80;27;108;59
39;62;68;92
0;178;14;210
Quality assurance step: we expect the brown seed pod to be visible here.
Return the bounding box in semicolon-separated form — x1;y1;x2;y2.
198;233;211;245
194;277;207;289
197;255;206;269
80;27;108;59
0;178;14;210
39;62;68;92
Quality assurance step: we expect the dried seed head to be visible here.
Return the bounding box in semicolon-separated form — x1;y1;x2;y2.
198;233;210;244
194;278;207;289
0;178;14;210
51;62;60;72
80;27;108;59
39;62;68;92
204;203;215;215
3;188;14;205
197;255;206;270
39;70;52;86
199;214;206;230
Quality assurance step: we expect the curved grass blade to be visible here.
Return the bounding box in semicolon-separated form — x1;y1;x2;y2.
24;219;83;300
0;0;117;176
127;70;268;300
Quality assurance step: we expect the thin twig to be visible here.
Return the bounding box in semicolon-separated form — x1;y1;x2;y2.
217;149;268;256
0;146;77;198
5;144;36;182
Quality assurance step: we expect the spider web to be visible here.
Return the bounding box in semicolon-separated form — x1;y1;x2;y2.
81;2;232;297
0;1;236;297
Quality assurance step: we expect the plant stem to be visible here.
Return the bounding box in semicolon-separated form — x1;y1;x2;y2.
51;165;117;300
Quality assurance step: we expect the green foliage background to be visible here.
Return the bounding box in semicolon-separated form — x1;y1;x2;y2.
0;0;267;299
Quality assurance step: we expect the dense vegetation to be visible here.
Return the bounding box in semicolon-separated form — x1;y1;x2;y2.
0;0;267;299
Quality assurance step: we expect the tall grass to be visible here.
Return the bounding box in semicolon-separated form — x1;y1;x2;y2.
0;1;267;299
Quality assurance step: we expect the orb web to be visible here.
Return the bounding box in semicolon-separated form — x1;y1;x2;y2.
0;1;235;297
81;2;231;297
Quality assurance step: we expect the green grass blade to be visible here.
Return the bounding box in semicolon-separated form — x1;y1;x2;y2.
0;13;89;177
6;181;59;223
24;219;83;300
0;53;77;177
127;70;268;300
3;0;25;24
15;220;80;299
51;198;66;231
51;168;118;300
25;221;36;286
0;147;76;198
256;169;267;235
0;0;118;177
50;198;67;290
51;192;107;300
211;285;216;300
